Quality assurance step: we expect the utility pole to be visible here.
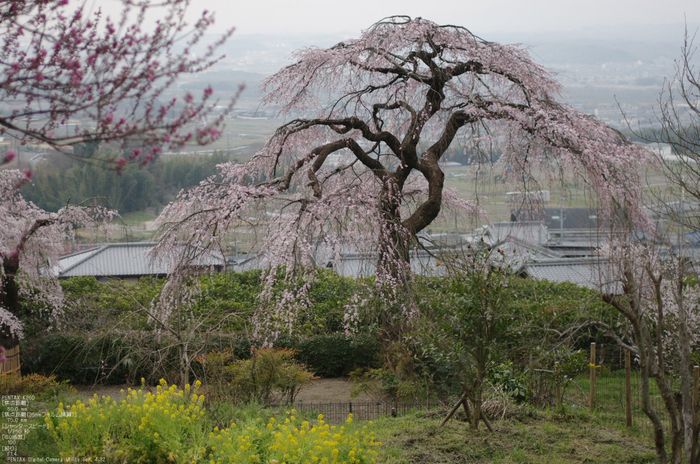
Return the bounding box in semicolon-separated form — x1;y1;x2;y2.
11;135;19;168
560;195;565;243
679;175;684;258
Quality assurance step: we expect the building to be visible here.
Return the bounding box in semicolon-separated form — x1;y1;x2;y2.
55;242;225;283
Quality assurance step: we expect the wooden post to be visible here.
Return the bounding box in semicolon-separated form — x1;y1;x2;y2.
625;349;632;427
693;366;699;428
555;361;562;407
441;393;468;427
461;397;473;423
589;343;596;411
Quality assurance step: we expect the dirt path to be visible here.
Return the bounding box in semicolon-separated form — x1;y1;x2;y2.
295;378;378;403
73;377;379;404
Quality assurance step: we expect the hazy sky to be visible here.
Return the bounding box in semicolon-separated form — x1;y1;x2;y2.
92;0;699;38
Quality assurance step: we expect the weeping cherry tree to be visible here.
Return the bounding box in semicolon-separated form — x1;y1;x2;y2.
155;16;650;339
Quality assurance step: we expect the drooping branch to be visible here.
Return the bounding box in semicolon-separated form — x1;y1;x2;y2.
1;217;54;271
1;170;115;343
155;16;651;341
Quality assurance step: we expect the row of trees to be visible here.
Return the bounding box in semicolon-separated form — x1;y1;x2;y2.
22;151;237;213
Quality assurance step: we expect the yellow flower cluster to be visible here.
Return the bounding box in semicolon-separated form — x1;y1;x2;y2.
207;411;381;464
46;379;209;463
44;380;382;463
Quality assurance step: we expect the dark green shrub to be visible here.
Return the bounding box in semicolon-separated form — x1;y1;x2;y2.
278;333;380;378
22;331;258;386
20;333;135;385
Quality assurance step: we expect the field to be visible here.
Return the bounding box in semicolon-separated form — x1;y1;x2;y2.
7;377;658;463
176;118;285;158
374;409;656;464
21;403;654;464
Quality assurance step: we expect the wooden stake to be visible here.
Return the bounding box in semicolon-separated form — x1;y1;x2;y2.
625;349;632;427
480;410;494;432
693;366;699;428
589;342;596;411
441;393;468;427
461;395;473;423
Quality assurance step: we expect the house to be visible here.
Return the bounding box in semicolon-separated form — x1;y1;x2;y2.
517;257;619;294
494;207;612;257
55;242;225;283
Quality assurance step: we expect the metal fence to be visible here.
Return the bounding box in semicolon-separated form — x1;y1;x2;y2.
589;368;675;433
279;400;440;423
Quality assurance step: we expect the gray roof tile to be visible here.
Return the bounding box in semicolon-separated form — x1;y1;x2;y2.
56;242;223;278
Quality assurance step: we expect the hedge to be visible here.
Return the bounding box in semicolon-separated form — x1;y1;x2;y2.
21;332;379;384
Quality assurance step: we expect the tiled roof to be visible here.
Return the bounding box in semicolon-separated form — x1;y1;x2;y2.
56;242;223;278
56;242;166;277
521;257;619;293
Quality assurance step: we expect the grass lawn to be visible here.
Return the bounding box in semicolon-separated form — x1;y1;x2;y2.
373;407;656;463
116;210;158;225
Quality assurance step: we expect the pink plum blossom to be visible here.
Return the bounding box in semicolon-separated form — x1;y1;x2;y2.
3;150;16;164
0;0;240;170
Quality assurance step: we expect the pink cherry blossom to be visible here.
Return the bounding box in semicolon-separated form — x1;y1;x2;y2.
1;169;117;343
154;17;652;340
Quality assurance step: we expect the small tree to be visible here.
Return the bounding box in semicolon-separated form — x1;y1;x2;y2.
616;27;700;464
600;237;700;464
419;244;516;431
135;269;245;387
